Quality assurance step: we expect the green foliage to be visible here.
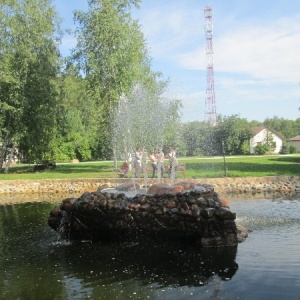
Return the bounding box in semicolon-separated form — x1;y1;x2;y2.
254;143;270;155
54;64;97;161
72;0;163;159
161;98;183;151
282;144;298;155
215;115;252;155
0;0;61;168
240;140;250;155
181;122;202;156
181;115;252;157
263;116;300;139
53;143;76;163
281;143;290;154
2;0;300;169
181;121;215;156
289;145;298;154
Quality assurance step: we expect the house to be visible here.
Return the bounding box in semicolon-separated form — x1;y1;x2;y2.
250;126;283;154
0;142;20;165
288;135;300;152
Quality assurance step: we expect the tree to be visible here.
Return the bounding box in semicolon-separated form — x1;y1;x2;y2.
72;0;162;159
0;0;61;171
53;64;98;162
263;116;300;139
181;121;220;156
181;115;253;157
181;121;206;156
215;115;252;155
162;96;183;153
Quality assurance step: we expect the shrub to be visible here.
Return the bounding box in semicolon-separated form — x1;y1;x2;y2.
241;140;250;155
289;145;298;154
281;144;290;154
254;144;269;155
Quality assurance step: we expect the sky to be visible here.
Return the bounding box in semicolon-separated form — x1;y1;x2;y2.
53;0;300;123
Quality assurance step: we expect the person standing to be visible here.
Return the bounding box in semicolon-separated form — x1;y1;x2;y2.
156;148;165;178
149;150;157;178
167;147;178;179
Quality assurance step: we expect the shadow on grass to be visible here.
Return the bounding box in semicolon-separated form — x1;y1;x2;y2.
5;163;114;175
269;156;300;163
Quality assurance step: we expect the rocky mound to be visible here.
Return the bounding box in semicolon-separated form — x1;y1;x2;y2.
48;182;245;247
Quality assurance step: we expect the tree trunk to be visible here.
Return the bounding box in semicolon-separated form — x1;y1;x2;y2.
0;138;8;172
4;144;15;174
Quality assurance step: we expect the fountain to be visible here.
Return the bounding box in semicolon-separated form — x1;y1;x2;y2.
48;181;249;247
111;83;180;186
48;83;250;247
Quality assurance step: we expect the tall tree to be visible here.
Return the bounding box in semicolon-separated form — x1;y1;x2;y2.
263;116;300;139
181;115;253;157
0;0;61;171
73;0;162;159
53;64;97;162
215;115;252;155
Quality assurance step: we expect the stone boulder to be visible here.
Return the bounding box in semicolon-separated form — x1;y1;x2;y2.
48;182;246;247
147;183;184;194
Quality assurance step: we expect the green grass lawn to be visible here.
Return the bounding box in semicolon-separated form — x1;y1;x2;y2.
180;155;300;178
0;155;299;180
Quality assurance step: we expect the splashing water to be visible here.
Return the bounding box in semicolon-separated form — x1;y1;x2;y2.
111;83;181;186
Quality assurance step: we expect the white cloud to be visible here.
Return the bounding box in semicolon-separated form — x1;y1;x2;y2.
139;6;203;59
215;17;300;83
140;4;300;84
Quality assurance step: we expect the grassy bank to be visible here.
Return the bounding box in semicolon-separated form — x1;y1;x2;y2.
0;155;299;180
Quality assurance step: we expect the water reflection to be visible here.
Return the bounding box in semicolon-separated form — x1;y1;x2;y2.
0;193;299;299
49;241;238;288
0;200;238;299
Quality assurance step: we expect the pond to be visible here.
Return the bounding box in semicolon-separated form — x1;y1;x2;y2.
0;192;299;299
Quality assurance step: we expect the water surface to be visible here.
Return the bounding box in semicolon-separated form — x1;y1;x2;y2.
0;193;299;299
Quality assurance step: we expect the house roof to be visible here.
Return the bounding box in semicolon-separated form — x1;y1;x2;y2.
288;135;300;141
252;126;284;139
252;126;265;136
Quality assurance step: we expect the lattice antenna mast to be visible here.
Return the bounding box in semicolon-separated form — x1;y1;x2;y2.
204;6;217;124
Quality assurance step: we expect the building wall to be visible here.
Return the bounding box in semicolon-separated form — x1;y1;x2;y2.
250;128;282;154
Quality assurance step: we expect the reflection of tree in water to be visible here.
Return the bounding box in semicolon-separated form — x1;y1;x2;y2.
49;239;238;289
0;202;238;299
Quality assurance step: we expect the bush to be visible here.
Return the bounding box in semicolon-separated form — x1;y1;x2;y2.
281;144;290;154
289;145;298;154
254;144;269;155
241;140;250;155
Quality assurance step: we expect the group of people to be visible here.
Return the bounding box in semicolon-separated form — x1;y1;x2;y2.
133;147;178;179
119;147;179;179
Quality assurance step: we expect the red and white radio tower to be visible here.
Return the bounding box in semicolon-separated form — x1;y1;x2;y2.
204;6;217;124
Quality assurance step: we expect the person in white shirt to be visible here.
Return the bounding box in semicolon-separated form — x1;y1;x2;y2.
156;148;165;178
167;147;178;178
149;150;157;178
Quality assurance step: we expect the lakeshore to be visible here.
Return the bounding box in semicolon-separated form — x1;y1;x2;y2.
1;176;299;200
